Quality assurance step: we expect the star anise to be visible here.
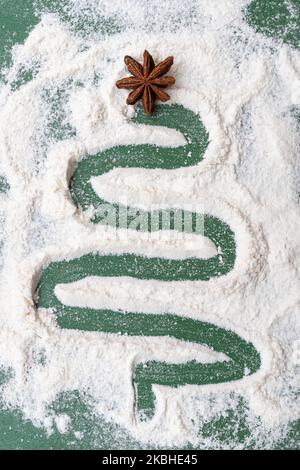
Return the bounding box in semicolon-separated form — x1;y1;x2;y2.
116;50;175;115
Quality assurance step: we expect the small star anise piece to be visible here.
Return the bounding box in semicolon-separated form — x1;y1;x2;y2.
116;50;175;115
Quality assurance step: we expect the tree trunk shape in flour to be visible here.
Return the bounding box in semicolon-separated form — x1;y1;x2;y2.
37;104;261;420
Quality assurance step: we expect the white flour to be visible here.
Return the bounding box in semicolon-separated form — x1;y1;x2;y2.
0;0;299;448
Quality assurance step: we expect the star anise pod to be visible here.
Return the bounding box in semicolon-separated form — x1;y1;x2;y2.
116;50;175;115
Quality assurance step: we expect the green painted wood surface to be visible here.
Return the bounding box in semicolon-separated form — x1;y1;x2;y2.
0;0;299;450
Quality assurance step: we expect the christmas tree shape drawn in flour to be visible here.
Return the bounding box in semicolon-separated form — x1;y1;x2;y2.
37;104;261;420
246;0;300;49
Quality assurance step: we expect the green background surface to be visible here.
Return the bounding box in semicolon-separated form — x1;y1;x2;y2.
0;0;299;450
37;103;260;422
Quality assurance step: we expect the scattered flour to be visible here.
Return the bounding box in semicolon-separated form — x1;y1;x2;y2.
0;0;299;448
